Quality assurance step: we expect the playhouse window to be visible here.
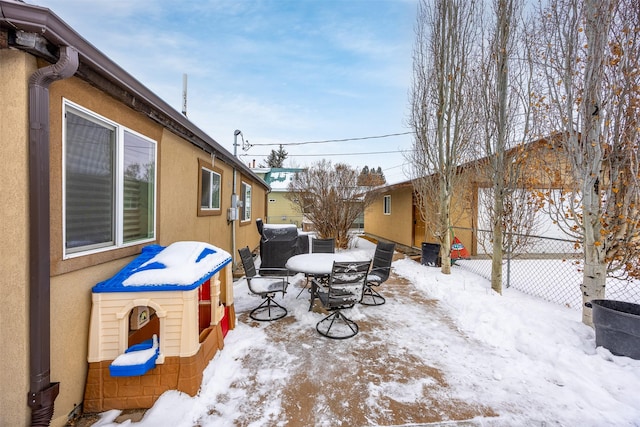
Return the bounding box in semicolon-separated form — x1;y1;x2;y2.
63;101;157;257
240;181;252;222
198;159;222;216
127;305;159;348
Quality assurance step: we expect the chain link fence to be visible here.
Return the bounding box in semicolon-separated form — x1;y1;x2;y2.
452;228;640;310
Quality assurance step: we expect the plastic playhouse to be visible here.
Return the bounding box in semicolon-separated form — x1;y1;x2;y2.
83;241;234;412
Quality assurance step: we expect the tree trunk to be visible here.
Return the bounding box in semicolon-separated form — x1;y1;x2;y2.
581;256;607;326
579;0;610;326
581;181;606;326
440;177;452;274
491;190;504;294
408;0;478;266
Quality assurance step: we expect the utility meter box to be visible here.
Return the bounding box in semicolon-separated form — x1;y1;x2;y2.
227;207;238;221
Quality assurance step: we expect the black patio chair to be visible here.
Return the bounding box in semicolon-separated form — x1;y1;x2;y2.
311;238;335;253
238;247;289;321
315;260;371;339
296;237;336;299
361;242;396;306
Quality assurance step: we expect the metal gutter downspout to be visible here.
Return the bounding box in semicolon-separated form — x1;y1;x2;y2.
27;45;78;427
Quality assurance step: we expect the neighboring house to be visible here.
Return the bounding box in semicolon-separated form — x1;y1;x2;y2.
254;166;367;232
364;181;421;252
252;167;306;227
0;1;268;426
365;137;569;255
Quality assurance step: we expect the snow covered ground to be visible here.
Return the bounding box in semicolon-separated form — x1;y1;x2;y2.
92;238;640;427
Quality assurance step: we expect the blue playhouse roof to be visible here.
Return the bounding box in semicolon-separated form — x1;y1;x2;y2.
93;242;232;293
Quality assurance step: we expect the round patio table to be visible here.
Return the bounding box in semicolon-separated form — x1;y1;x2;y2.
286;253;369;310
285;253;361;276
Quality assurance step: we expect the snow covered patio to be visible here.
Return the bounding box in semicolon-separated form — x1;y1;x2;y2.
82;238;640;426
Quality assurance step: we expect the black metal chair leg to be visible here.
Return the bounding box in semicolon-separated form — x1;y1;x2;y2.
250;295;287;321
296;276;310;299
361;285;386;306
316;310;359;339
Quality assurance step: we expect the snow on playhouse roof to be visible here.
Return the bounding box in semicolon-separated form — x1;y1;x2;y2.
93;241;232;293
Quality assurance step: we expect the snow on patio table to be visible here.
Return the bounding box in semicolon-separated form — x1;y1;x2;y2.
92;237;640;427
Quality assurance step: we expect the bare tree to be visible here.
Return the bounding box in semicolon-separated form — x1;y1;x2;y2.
407;0;480;274
286;160;378;249
470;0;538;293
532;0;640;325
476;185;542;256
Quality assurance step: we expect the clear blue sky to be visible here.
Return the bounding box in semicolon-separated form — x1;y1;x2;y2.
33;0;417;184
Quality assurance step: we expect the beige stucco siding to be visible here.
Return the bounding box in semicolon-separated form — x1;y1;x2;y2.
155;130;264;254
50;257;132;424
236;173;266;253
158;129;223;246
0;49;35;427
265;192;302;226
364;187;414;248
365;140;569;257
1;51;266;426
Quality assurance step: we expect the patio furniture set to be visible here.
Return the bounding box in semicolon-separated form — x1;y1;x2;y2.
238;238;396;339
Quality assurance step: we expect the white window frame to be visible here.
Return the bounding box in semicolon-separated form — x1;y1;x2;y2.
383;195;391;215
241;181;252;222
62;99;157;259
200;166;221;211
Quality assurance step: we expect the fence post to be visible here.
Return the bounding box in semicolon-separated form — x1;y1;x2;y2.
506;240;511;289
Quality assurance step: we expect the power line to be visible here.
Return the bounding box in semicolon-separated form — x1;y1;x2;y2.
247;131;415;147
240;149;410;158
382;163;408;171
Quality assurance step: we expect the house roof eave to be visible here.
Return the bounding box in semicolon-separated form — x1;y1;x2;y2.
0;0;268;189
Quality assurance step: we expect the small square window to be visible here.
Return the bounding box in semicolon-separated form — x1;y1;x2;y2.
198;158;223;216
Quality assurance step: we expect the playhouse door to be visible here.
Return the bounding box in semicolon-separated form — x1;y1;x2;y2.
198;279;211;332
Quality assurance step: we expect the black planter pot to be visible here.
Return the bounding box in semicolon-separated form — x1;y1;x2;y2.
421;242;441;267
589;299;640;360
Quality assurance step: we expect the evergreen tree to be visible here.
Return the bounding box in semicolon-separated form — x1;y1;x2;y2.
265;145;288;168
357;165;386;186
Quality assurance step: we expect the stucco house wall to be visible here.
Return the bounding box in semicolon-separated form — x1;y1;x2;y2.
364;184;415;249
365;138;569;256
0;5;268;424
0;48;34;427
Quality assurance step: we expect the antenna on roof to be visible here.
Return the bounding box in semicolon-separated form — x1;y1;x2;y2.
182;73;188;117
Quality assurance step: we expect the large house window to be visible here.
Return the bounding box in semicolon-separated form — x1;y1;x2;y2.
198;159;222;216
64;101;156;257
383;195;391;215
240;181;252;222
